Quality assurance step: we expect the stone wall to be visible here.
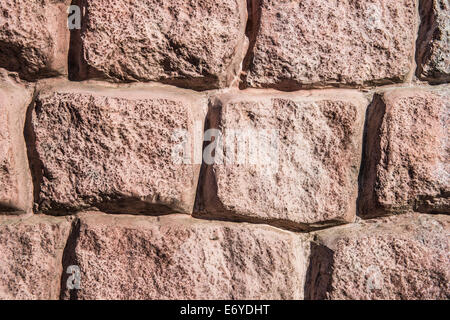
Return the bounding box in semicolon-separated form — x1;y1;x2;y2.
0;0;448;300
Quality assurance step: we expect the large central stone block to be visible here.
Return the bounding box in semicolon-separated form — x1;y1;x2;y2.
195;90;367;230
72;0;248;90
244;0;417;90
29;80;206;215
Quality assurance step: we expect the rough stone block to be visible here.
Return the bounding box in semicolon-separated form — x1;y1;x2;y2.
72;0;248;90
244;0;417;90
0;215;72;300
195;90;367;230
60;213;310;300
359;87;449;217
29;80;206;215
0;70;34;213
0;0;70;81
307;213;449;300
416;0;450;83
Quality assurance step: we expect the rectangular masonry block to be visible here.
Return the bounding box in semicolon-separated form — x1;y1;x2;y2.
29;80;206;215
195;90;367;230
307;213;449;300
0;0;70;81
244;0;417;90
359;87;449;217
416;0;450;83
0;215;72;300
72;0;248;90
0;70;34;213
60;213;310;300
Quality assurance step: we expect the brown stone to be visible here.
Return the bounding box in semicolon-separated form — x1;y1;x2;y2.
306;213;450;300
359;87;449;217
244;0;417;90
195;89;367;230
29;80;206;215
71;0;248;90
0;0;70;81
0;214;72;300
416;0;450;83
0;70;34;213
60;212;310;300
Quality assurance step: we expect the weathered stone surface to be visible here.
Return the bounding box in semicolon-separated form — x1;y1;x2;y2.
416;0;450;83
29;80;206;215
359;87;449;217
0;70;34;213
72;0;248;90
244;0;417;90
60;212;309;300
0;0;70;81
0;214;72;300
307;213;450;300
195;90;367;230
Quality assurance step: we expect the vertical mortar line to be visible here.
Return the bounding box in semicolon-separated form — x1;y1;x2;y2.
407;0;422;83
239;0;263;89
23;83;41;214
355;90;376;218
59;216;81;300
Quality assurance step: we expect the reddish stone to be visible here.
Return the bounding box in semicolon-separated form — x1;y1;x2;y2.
72;0;248;90
196;90;367;230
0;0;70;80
60;212;310;300
359;87;449;217
29;80;206;215
0;215;72;299
307;213;450;300
416;0;450;83
244;0;417;90
0;70;34;213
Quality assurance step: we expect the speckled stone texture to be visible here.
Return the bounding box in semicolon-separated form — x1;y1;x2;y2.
244;0;417;90
0;0;70;81
28;80;206;215
0;70;34;213
307;213;450;300
359;87;449;217
0;215;72;300
72;0;248;90
416;0;450;83
0;0;449;302
60;212;310;300
195;90;367;230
